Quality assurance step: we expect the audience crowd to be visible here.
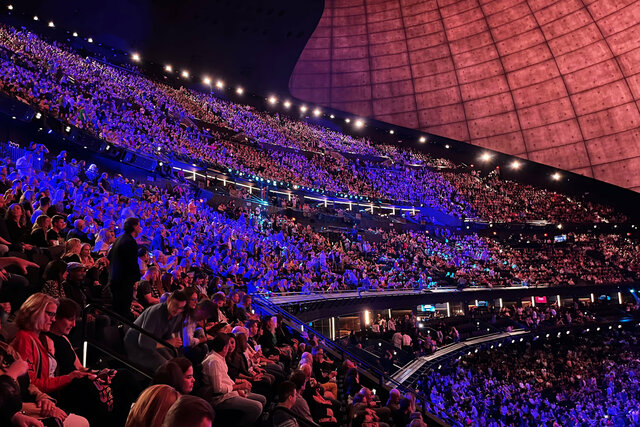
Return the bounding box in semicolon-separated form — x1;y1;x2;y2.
420;327;640;426
356;302;609;361
0;23;629;224
0;20;638;427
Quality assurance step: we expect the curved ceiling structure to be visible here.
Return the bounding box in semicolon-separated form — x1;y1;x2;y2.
289;0;640;191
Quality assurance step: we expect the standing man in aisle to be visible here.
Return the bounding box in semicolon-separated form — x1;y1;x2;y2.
108;217;141;318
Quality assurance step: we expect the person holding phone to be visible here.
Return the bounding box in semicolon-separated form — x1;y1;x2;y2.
10;294;93;426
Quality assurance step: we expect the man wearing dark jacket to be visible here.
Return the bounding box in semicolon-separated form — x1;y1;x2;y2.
108;217;141;317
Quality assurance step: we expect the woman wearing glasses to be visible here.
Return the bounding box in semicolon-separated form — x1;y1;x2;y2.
10;293;92;426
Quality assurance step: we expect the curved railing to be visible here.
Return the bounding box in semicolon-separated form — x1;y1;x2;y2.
252;294;458;426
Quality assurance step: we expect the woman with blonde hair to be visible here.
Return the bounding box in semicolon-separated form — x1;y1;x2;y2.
31;214;52;247
93;227;114;255
79;243;95;268
11;294;93;394
10;293;91;426
62;238;82;263
125;384;180;427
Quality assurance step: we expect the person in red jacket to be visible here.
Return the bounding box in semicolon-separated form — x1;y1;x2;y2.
11;293;93;395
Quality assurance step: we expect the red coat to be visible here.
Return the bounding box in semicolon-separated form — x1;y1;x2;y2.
11;329;74;394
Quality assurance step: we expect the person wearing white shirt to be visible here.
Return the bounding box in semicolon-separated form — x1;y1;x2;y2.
387;318;396;331
201;333;265;426
392;332;403;348
402;333;412;348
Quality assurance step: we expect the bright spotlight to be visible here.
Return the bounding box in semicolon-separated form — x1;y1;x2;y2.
345;118;351;123
283;100;291;109
329;114;335;119
164;64;172;72
445;144;450;149
72;32;78;37
313;108;321;117
131;53;141;62
511;160;521;169
48;21;55;28
480;152;492;162
355;119;364;128
181;70;189;78
552;172;561;181
216;80;224;89
300;105;308;113
87;38;93;43
236;87;244;95
7;5;13;10
557;224;563;230
268;96;277;105
33;15;38;21
203;76;211;85
389;130;395;135
419;136;426;143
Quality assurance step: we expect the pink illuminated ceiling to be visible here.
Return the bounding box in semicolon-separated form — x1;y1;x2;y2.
289;0;640;191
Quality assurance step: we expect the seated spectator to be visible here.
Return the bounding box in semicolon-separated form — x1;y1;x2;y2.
242;319;286;382
271;381;317;427
289;370;317;425
311;347;338;399
201;333;265;427
173;357;196;395
30;215;51;248
0;314;89;427
162;395;215;427
182;291;216;365
153;357;196;396
79;243;94;269
41;260;68;299
235;331;275;386
125;384;180;427
299;364;338;425
47;215;67;247
46;298;133;426
61;262;89;308
259;316;292;370
93;227;114;255
211;292;229;324
136;265;162;309
385;389;401;413
67;219;91;244
236;294;254;322
3;203;33;252
153;361;184;393
123;290;186;371
226;333;272;399
344;368;361;399
352;387;391;425
62;238;82;263
10;294;98;404
138;248;150;277
30;196;51;224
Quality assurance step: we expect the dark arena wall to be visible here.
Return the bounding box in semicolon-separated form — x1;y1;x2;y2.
290;0;640;191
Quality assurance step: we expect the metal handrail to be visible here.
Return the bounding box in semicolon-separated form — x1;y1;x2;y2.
252;295;457;426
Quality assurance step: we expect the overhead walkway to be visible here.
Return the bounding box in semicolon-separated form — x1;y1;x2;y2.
389;329;529;388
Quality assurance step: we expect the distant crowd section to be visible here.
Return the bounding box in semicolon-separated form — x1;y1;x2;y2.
0;19;639;427
0;23;629;225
